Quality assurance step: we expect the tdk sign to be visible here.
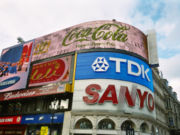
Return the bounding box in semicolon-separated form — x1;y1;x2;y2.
76;52;153;92
92;57;150;82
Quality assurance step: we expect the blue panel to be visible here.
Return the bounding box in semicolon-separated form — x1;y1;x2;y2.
1;45;23;63
0;76;20;90
21;113;64;124
75;52;154;92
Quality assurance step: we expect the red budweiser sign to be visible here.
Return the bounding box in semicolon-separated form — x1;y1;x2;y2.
0;84;65;101
29;56;71;87
0;116;22;125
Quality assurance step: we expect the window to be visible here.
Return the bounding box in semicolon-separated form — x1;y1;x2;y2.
75;118;93;129
140;123;148;133
0;105;2;114
15;102;22;113
98;119;115;130
36;100;43;112
27;100;36;112
151;126;155;135
7;103;15;114
121;120;135;131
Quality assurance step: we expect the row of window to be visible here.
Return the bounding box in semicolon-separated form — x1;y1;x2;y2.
0;94;72;116
74;118;149;133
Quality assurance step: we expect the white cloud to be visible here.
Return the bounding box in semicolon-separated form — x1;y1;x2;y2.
0;0;138;53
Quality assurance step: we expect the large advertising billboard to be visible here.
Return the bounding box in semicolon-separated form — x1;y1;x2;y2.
75;52;153;91
72;79;156;119
0;41;34;92
29;55;72;87
32;20;148;62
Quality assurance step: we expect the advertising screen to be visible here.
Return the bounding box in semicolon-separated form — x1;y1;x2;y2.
0;41;34;92
72;79;156;119
32;20;148;62
75;52;153;91
29;55;72;87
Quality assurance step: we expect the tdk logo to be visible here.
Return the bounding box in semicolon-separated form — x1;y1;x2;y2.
92;57;109;72
92;57;150;82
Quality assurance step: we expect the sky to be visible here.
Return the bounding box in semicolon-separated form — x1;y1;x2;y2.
0;0;180;100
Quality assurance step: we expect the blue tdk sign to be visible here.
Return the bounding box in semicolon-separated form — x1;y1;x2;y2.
75;52;153;92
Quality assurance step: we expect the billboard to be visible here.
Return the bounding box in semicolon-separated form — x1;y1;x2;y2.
32;20;148;62
75;52;153;91
72;79;156;119
0;84;67;101
21;113;64;124
29;56;72;87
0;116;22;125
0;41;34;92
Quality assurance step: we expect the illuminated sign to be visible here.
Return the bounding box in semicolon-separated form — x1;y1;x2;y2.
72;80;156;119
40;126;48;135
62;23;128;46
29;56;72;87
0;84;66;101
32;20;148;61
0;77;20;89
0;116;22;125
21;113;64;124
0;41;34;92
75;52;153;91
83;84;154;111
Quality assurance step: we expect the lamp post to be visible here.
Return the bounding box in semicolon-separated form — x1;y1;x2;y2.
17;37;25;43
49;98;59;135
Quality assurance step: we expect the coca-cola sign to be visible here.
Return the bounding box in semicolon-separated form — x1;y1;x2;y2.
29;56;72;87
0;84;66;101
62;23;129;46
32;20;148;62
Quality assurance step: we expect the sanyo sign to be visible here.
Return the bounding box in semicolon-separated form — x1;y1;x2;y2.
75;52;153;91
72;79;156;118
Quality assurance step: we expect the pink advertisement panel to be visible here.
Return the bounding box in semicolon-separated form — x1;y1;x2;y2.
0;41;34;92
29;56;72;87
32;20;148;62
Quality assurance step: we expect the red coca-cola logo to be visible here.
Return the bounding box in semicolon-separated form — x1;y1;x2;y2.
29;58;68;86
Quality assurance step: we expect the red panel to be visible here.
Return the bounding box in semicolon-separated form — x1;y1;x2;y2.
29;56;71;87
0;116;22;125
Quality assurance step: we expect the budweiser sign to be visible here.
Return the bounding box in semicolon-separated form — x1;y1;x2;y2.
0;84;65;101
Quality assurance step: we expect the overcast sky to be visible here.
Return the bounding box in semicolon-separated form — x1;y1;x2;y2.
0;0;180;100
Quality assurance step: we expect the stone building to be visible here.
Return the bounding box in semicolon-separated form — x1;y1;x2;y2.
63;67;180;135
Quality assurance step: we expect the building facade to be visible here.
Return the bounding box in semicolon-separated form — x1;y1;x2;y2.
0;20;179;135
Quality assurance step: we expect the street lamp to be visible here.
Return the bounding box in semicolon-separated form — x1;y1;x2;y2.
49;98;59;135
17;37;25;44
